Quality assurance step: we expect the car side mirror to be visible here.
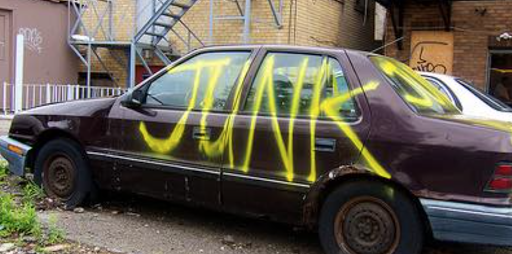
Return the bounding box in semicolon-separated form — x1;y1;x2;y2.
121;89;144;108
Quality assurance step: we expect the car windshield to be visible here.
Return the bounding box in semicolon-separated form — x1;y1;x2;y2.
370;56;460;115
456;79;512;112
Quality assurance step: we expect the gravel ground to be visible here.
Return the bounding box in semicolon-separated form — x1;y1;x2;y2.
37;193;512;254
0;175;120;254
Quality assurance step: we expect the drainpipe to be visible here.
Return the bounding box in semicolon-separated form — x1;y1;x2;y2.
243;0;251;44
14;34;24;113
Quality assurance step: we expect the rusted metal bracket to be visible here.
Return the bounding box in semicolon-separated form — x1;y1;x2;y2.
438;0;452;31
389;1;404;50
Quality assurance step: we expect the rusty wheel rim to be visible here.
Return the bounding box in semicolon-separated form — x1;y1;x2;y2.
334;196;400;254
43;153;76;199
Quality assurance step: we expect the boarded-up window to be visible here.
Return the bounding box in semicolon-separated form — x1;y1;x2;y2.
409;31;454;75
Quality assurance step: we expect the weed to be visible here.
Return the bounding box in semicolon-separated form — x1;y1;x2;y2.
22;181;45;203
34;245;46;254
45;215;65;245
0;193;41;238
0;159;7;181
0;160;65;247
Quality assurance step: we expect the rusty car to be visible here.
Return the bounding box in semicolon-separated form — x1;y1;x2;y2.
1;45;512;254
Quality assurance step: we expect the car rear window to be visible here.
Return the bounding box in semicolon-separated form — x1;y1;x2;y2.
370;56;460;115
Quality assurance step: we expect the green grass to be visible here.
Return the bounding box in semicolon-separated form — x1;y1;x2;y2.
0;159;42;239
22;181;45;204
0;159;65;246
0;193;41;238
0;160;7;182
46;215;65;245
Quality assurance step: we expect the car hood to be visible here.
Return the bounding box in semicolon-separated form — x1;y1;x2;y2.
19;97;118;117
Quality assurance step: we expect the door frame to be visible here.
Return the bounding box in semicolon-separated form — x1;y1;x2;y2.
486;49;512;94
219;46;373;224
0;8;13;84
228;46;373;185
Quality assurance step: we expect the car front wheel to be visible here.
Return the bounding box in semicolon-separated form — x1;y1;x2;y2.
34;138;93;209
318;180;424;254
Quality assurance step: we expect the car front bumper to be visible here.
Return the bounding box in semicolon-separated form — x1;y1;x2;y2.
0;135;32;176
421;198;512;246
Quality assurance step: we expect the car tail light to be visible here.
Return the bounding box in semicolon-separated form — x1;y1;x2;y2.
486;164;512;193
495;164;512;176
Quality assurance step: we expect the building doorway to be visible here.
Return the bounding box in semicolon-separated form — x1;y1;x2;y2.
0;10;12;84
488;51;512;105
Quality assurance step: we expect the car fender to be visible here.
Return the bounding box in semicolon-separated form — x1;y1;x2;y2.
302;164;380;228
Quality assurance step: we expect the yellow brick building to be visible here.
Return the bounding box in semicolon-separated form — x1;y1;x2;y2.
74;0;383;87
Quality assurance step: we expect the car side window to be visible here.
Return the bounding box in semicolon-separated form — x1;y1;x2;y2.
145;52;251;110
244;53;324;115
244;53;357;119
324;57;358;118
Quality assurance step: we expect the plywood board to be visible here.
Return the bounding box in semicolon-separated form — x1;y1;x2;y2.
410;31;454;75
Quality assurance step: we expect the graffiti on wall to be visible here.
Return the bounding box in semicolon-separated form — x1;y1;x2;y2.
410;31;454;75
18;28;43;54
411;42;448;74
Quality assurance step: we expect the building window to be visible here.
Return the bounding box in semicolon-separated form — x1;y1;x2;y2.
488;52;512;105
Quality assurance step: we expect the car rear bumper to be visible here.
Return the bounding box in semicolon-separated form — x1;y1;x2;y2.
0;135;32;176
421;198;512;246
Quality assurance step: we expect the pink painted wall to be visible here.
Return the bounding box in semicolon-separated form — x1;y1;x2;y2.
0;0;77;85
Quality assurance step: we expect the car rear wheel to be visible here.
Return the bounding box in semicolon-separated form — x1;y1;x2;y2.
319;180;424;254
34;138;93;209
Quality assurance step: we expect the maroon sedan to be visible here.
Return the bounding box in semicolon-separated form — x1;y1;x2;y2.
1;45;512;254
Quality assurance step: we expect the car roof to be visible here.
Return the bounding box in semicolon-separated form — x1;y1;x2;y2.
192;44;371;56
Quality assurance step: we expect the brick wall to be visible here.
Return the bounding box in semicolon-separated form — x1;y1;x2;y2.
341;0;378;50
79;0;381;86
179;0;380;49
76;0;135;87
177;0;292;48
384;0;512;90
295;0;371;48
79;0;136;41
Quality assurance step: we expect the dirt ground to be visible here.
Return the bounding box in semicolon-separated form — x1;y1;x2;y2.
37;193;512;254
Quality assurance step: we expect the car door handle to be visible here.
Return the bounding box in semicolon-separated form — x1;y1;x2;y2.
315;138;336;152
192;127;211;141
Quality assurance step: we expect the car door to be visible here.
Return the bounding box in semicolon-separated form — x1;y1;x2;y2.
221;49;371;223
114;50;254;206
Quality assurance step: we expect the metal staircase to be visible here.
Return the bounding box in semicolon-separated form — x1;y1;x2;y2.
68;0;203;89
67;0;283;89
134;0;203;65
